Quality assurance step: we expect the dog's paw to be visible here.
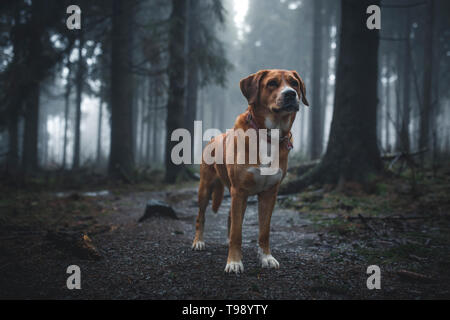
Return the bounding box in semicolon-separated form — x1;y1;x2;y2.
258;250;280;269
260;255;279;268
192;240;205;251
224;261;244;274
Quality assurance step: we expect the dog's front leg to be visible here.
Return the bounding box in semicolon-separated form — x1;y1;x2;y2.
257;186;280;269
224;187;248;273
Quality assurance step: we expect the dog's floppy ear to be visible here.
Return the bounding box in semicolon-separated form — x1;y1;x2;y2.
240;70;268;106
292;70;309;106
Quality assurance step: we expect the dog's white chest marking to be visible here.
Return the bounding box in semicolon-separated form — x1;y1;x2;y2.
264;116;290;132
247;166;282;195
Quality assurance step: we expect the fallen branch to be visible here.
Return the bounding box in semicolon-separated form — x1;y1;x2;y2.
382;149;428;171
381;149;428;161
396;270;433;282
346;214;429;222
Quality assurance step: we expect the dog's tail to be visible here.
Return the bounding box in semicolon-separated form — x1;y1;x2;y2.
211;180;224;213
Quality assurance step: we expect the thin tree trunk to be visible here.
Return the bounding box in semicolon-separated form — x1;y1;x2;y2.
185;0;199;155
146;79;153;164
62;64;72;169
109;0;135;179
385;54;391;152
400;11;411;153
310;0;324;160
152;85;159;163
73;33;83;169
165;0;187;183
7;109;19;175
6;0;22;175
139;81;146;166
96;96;103;166
22;1;43;174
419;0;435;163
23;82;40;173
41;113;48;168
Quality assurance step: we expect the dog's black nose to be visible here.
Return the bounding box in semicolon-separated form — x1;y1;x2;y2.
283;90;297;100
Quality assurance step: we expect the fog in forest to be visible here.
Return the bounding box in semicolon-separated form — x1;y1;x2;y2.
0;0;449;182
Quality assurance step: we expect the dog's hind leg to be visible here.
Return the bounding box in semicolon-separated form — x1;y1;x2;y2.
227;209;231;245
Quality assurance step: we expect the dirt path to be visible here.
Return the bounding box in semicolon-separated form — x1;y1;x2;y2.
1;185;449;299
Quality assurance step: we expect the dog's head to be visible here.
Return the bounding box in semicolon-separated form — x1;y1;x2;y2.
240;69;309;114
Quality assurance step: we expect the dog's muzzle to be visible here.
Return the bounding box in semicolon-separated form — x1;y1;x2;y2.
274;88;299;113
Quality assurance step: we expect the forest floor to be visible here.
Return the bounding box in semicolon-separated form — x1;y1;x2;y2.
0;165;450;299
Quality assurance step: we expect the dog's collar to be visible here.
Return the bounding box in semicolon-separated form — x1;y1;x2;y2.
246;111;293;151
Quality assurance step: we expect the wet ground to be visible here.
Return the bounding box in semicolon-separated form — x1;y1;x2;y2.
1;173;450;299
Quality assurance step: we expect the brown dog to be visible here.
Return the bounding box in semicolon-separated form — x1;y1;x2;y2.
192;69;309;273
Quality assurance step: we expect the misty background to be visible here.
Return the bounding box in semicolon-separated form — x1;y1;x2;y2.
0;0;449;185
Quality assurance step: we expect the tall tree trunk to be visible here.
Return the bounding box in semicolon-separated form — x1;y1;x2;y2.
22;1;43;174
73;34;84;169
321;5;332;121
419;0;435;163
109;0;135;179
41;113;48;168
152;84;159;163
152;91;161;163
132;79;139;164
139;82;146;166
165;0;187;183
7;108;19;175
309;0;324;160
6;0;22;175
96;96;103;166
23;82;40;173
385;54;391;152
185;0;199;155
146;79;153;164
62;64;72;170
400;11;411;153
281;0;382;193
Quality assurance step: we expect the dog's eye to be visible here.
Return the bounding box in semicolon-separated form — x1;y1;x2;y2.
290;80;299;87
267;80;278;88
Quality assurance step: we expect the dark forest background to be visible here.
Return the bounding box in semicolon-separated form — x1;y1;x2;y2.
1;0;450;300
0;0;449;189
